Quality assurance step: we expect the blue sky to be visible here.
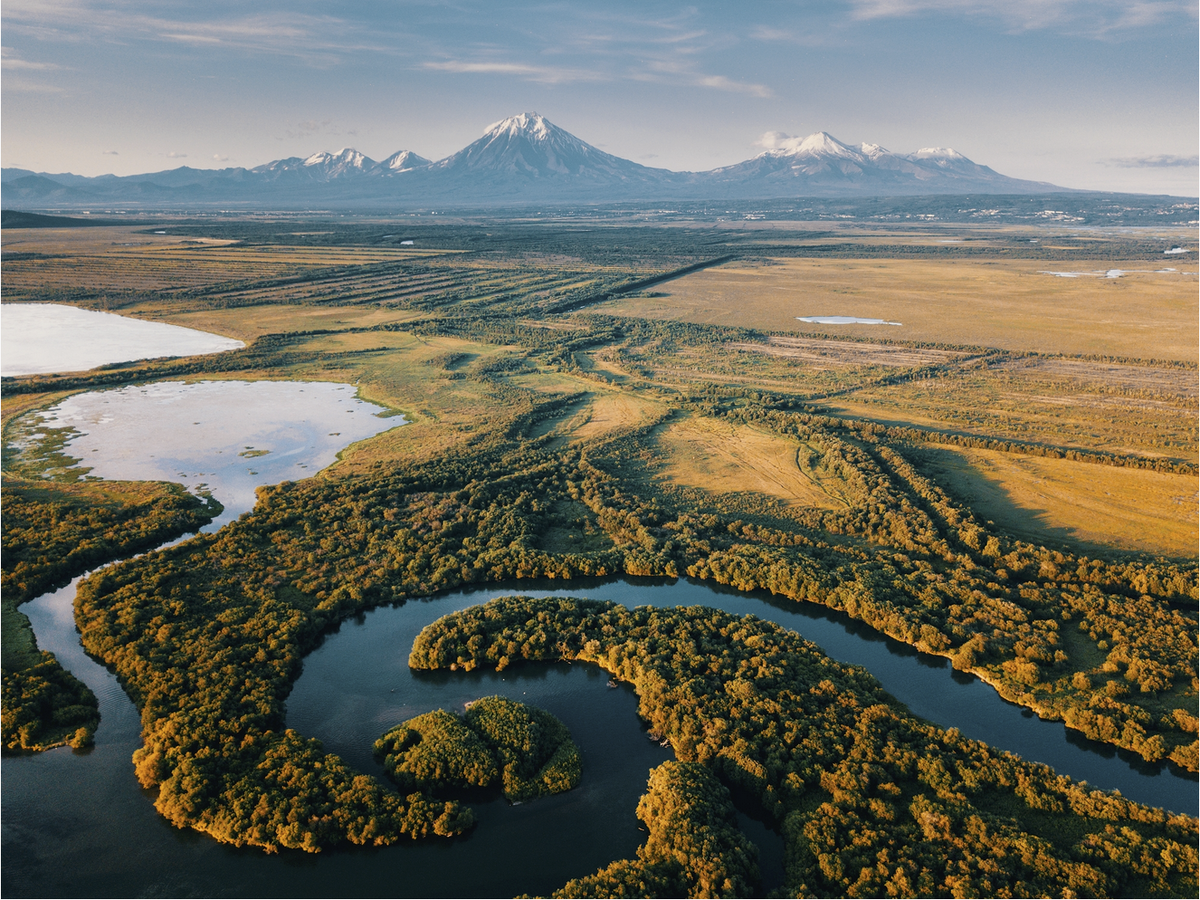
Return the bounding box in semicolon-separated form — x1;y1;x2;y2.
2;1;1197;195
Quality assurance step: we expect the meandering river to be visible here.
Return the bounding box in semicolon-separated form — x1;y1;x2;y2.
2;371;1195;898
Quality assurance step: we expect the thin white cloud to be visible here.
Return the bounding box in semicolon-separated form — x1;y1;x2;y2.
634;59;772;98
1;57;60;70
1;45;65;90
846;0;1197;37
697;74;772;98
1;3;398;63
212;153;230;161
757;131;803;151
161;33;223;46
167;151;187;158
1107;154;1199;168
423;59;604;84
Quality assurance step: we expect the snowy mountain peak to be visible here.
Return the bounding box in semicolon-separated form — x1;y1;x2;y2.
380;150;432;172
303;148;371;168
911;147;965;160
755;131;868;162
793;131;859;158
483;112;553;141
428;111;667;186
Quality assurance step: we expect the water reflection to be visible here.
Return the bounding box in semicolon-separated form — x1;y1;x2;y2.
1;303;243;376
25;379;404;529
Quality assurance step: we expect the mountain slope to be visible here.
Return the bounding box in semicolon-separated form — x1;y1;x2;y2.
699;132;1059;197
429;113;675;188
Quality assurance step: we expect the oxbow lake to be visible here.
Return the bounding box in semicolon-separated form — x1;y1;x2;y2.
0;303;244;376
1;376;1196;897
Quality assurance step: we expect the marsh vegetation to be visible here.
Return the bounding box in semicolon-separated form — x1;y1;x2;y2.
1;213;1195;895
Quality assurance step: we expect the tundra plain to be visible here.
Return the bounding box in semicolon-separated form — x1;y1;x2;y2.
2;215;1197;897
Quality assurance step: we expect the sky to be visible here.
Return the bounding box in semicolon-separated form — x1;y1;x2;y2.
2;1;1197;196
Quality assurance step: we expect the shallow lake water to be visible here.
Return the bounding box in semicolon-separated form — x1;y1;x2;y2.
1;303;244;376
2;379;1196;898
25;379;404;529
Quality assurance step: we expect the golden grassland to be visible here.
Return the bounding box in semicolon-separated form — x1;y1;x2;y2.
823;373;1197;462
238;317;1194;562
6;221;1195;565
617;339;1196;464
136;256;1190;568
559;392;664;443
653;415;847;510
594;257;1199;360
916;446;1199;559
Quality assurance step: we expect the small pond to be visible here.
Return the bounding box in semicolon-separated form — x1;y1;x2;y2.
0;303;244;377
796;315;902;325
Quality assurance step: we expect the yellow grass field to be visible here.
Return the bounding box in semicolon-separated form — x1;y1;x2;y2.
654;415;847;509
155;305;425;342
595;258;1198;360
522;388;664;445
569;393;661;442
919;445;1199;558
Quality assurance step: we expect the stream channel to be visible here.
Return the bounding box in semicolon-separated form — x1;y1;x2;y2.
2;374;1196;898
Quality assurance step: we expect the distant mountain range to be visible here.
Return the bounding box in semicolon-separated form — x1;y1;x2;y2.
1;112;1068;208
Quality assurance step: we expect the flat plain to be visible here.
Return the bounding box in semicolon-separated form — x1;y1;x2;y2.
595;256;1199;360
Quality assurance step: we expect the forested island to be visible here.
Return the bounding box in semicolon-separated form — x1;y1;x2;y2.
375;695;581;802
1;213;1196;895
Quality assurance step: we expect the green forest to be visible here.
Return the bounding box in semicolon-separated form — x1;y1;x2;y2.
375;695;580;802
1;476;217;751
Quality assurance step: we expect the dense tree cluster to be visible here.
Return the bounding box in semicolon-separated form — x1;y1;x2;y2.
695;405;1198;767
1;476;216;755
1;476;217;606
555;761;759;899
75;528;472;852
412;596;1198;898
374;696;580;801
1;651;98;752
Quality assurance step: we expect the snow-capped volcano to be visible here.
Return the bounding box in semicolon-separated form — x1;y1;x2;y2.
430;112;674;188
702;129;1034;195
